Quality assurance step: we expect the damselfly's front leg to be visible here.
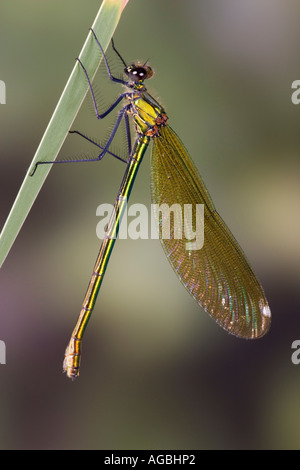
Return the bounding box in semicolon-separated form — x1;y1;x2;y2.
30;48;133;176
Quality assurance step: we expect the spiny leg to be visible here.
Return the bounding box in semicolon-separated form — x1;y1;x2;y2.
76;56;128;119
30;51;134;176
69;130;127;163
30;104;131;176
90;28;128;85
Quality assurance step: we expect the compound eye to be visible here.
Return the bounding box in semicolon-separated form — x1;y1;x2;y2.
132;67;146;80
125;64;153;81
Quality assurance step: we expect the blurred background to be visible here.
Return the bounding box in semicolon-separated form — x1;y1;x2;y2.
0;0;300;450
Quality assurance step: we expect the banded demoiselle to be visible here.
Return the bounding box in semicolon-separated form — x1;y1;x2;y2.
33;29;271;379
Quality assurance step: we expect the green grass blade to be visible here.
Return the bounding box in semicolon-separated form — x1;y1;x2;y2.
0;0;129;268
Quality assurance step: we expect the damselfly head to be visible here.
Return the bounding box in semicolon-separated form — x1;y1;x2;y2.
125;63;154;82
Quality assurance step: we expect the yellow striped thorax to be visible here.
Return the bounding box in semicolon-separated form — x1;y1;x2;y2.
128;89;168;137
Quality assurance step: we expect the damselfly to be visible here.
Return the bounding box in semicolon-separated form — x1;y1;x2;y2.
32;29;271;379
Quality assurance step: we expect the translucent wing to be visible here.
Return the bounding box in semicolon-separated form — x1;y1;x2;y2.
151;125;271;338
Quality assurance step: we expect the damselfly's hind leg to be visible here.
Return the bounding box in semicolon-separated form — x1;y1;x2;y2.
30;103;132;176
